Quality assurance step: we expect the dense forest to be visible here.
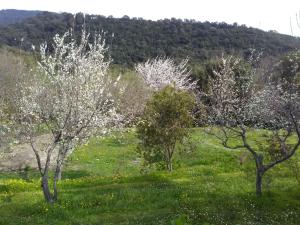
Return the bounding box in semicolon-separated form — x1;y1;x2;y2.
0;10;300;65
0;9;40;26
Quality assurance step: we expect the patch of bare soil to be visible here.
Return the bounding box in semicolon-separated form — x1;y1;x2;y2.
0;134;58;171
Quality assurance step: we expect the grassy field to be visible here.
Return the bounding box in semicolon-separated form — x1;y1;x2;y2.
0;129;299;225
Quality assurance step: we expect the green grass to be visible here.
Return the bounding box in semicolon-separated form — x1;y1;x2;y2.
0;129;300;225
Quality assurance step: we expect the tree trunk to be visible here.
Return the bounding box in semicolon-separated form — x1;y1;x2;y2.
41;173;53;203
57;144;68;181
256;169;264;197
255;155;265;197
53;168;60;201
53;155;65;201
167;160;173;172
57;165;62;180
165;146;173;172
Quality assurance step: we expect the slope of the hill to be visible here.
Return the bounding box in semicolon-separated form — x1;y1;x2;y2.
0;10;300;65
0;129;299;225
0;9;40;26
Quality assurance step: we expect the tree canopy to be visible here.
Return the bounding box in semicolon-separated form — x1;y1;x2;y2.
1;10;300;65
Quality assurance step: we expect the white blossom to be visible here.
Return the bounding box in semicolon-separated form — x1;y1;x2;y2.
205;54;300;196
20;30;123;142
207;56;254;126
135;57;196;91
18;29;125;202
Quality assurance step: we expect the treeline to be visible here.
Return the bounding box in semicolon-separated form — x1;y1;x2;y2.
0;9;40;26
0;10;300;65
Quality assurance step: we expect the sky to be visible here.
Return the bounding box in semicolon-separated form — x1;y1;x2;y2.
1;0;300;36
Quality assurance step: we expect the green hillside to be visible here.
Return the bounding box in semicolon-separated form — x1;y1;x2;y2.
0;129;299;225
0;10;300;65
0;9;40;26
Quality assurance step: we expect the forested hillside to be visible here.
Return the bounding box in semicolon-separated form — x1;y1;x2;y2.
0;10;300;65
0;9;40;26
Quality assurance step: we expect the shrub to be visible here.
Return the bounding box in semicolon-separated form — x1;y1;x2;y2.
137;85;195;172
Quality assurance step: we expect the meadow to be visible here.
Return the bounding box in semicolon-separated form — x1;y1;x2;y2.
0;129;299;225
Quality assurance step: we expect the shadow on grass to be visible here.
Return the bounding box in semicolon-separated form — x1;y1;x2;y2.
0;173;183;225
62;170;91;179
1;171;300;225
177;187;300;225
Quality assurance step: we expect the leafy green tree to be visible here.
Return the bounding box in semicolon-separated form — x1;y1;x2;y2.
276;50;300;85
137;85;195;172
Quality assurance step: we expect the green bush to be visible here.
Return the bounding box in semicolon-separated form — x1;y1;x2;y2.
137;85;195;172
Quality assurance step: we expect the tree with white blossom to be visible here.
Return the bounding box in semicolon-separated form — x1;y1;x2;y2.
135;57;197;91
206;55;300;196
18;30;124;203
134;57;197;172
0;49;31;152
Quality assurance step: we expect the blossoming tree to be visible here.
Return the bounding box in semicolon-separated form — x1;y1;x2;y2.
19;30;123;203
135;57;197;172
206;56;300;196
135;57;197;91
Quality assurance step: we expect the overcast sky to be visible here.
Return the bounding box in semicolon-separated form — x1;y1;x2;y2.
1;0;300;36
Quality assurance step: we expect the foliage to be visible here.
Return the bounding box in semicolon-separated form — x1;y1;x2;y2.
18;29;124;203
117;75;150;125
204;55;300;196
137;86;195;171
192;55;253;100
1;10;300;65
204;56;254;126
275;50;300;85
135;57;196;91
0;9;40;26
0;47;33;119
0;47;34;151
